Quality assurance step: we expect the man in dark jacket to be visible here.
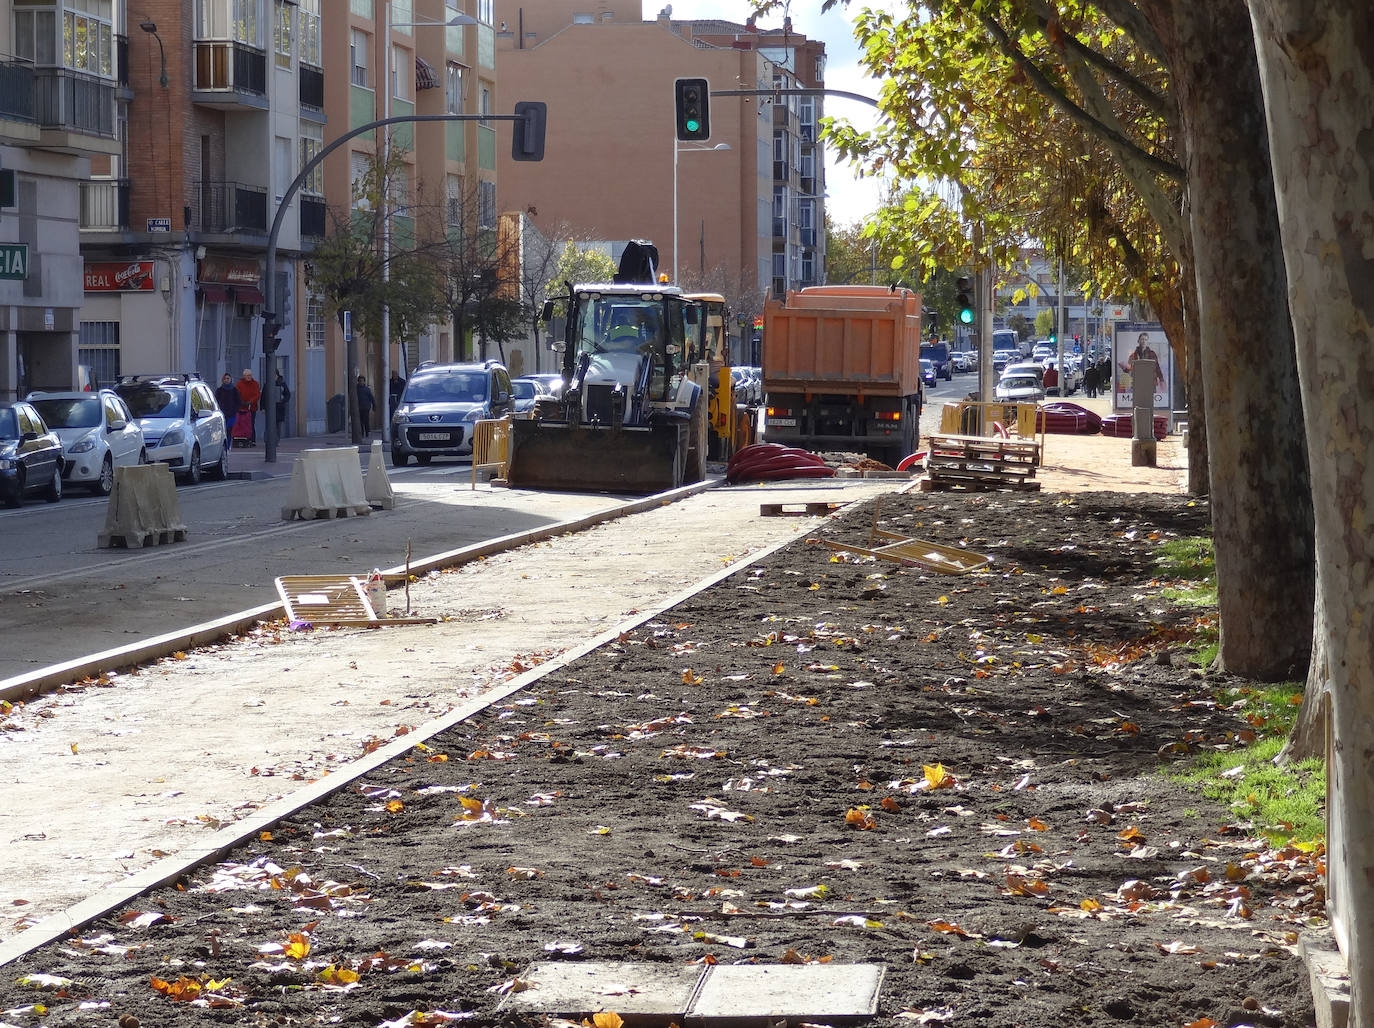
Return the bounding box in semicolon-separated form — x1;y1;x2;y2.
389;371;406;413
356;375;376;434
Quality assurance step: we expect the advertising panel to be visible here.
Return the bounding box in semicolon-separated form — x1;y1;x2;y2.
84;260;155;291
1112;321;1170;411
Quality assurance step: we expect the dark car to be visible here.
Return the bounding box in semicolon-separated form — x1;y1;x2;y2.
0;401;65;507
390;361;515;466
919;358;938;389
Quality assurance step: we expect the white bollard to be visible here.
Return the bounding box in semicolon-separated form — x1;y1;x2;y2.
365;439;395;509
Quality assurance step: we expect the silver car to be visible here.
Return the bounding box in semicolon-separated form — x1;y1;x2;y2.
113;374;230;484
26;389;146;496
390;361;515;466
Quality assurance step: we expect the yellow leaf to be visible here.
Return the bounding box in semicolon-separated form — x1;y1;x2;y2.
1027;818;1050;831
937;595;950;605
682;669;703;685
204;977;232;990
284;933;311;959
385;799;405;813
773;662;785;675
1050;585;1069;595
70;742;78;755
591;1013;625;1028
1026;633;1042;644
259;831;273;842
923;763;953;789
1080;898;1102;912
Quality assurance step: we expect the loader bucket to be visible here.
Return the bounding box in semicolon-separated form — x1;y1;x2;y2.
506;418;689;494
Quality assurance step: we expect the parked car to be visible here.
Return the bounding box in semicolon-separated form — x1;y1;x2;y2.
510;376;548;414
26;389;145;496
0;400;64;507
523;372;566;399
1041;356;1081;395
391;361;515;466
992;349;1021;374
1032;343;1056;362
951;351;975;373
919;358;938;389
730;366;761;405
995;362;1048;403
113;373;230;485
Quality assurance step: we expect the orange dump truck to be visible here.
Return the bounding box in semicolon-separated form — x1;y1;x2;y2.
761;285;923;465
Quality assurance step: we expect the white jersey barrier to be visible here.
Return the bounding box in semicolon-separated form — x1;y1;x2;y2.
98;464;188;549
281;447;372;521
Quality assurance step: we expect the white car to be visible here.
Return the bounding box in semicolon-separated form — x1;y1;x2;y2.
113;374;230;484
26;389;146;496
1042;356;1082;395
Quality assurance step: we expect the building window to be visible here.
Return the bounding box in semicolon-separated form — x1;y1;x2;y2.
391;0;412;33
299;0;320;65
14;5;58;66
350;27;369;87
349;0;371;17
772;186;785;219
391;43;411;100
390;165;411;215
350;152;372;208
63;1;115;77
197;0;264;47
79;322;121;387
801;251;814;283
445;4;467;54
274;135;292;203
799;150;814;180
306;289;326;348
300;120;324;194
445;61;464;113
477;179;495;230
273;0;293;67
572;13;594;23
477;0;494;24
446;174;463;227
773;132;784;162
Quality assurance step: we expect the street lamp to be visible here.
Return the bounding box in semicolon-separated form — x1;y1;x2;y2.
139;20;168;88
672;139;730;284
379;8;478;442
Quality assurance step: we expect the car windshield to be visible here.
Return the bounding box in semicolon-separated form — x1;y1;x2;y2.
511;380;538;399
404;372;488;404
0;409;18;439
575;295;685;361
119;386;185;418
29;396;101;429
1002;376;1041;390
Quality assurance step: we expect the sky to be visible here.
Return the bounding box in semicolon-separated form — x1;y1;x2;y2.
642;0;901;227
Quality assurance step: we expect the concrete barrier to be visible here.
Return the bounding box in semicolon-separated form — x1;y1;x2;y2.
281;447;372;520
365;439;395;509
97;464;188;548
471;418;512;489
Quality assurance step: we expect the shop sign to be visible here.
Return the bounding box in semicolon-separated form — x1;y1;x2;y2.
199;256;261;286
85;260;155;292
0;243;27;281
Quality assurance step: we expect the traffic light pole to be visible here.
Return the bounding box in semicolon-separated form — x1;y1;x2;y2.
259;109;541;464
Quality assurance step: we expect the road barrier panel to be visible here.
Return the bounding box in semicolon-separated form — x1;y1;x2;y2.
97;464;188;549
471;418;512;489
365;439;395;509
281;447;372;521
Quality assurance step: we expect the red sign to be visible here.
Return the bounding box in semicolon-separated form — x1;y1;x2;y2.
84;260;155;291
200;256;261;286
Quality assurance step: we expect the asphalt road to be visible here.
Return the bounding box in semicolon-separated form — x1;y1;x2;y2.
0;457;630;682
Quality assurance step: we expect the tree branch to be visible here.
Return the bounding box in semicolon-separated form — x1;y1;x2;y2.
977;11;1184;183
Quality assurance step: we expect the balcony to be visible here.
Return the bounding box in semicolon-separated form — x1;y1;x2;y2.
80;178;130;231
773;104;790;127
299;64;324;111
0;61;36;124
772;160;789;181
772;217;785;240
193;42;268;109
190;180;268;235
299;195;327;238
117;35;129;88
799;122;814;143
800;227;815;247
32;68;118;151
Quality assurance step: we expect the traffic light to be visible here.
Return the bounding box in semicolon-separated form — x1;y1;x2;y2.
511;101;547;162
674;78;711;141
263;313;283;354
955;276;974;325
1048;332;1057;345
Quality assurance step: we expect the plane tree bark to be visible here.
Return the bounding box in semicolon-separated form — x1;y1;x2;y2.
1248;3;1374;1017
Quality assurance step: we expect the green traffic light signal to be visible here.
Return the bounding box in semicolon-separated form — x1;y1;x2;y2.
958;307;974;325
955;276;974;325
675;77;711;141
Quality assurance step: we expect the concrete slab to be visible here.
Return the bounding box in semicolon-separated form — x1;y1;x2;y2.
500;962;703;1016
694;963;884;1020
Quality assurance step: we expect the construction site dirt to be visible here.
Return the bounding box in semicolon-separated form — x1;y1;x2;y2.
0;435;1323;1028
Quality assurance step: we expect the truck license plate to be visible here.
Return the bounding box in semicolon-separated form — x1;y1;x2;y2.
768;418;797;427
418;431;449;441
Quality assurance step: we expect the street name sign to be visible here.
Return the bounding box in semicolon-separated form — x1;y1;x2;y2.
0;243;28;281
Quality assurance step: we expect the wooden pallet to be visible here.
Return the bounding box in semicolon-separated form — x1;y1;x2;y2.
824;529;990;575
759;501;842;517
97;528;188;549
919;475;1041;493
923;432;1041;492
275;575;437;627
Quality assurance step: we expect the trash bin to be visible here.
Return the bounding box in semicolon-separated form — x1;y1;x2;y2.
327;393;346;433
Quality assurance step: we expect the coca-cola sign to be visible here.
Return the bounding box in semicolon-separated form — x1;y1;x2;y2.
85;260;155;292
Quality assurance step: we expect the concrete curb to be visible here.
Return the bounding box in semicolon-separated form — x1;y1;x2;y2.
0;484;825;968
0;479;713;707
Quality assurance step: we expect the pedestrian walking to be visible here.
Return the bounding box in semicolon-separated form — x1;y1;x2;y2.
389;371;406;412
275;372;292;437
235;368;261;445
356;375;376;435
1083;361;1098;398
215;373;240;423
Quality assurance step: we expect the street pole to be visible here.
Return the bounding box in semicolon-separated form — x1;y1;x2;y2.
673;136;679;283
380;5;392;445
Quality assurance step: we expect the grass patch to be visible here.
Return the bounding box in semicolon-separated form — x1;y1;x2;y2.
1157;536;1217;607
1165;683;1325;846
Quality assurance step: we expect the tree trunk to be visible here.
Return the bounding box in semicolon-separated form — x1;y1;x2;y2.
1153;0;1314;680
1248;4;1374;1017
1278;587;1326;762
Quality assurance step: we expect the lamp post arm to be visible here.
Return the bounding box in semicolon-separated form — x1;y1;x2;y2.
261;112;528;462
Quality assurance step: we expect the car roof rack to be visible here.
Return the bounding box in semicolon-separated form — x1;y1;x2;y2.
116;372;202;384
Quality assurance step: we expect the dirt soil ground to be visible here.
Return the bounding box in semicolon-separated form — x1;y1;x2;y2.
0;468;1326;1028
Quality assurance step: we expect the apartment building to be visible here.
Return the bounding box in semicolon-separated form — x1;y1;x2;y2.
495;4;825;320
1;0;122;399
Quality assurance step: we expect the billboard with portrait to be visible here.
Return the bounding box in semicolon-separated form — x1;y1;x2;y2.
1112;322;1171;411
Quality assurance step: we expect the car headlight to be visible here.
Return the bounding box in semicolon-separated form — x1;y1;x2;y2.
0;457;14;470
393;410;411;425
161;428;186;447
463;408;484;422
69;436;96;454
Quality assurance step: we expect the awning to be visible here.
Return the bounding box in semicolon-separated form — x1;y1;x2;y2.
232;284;265;305
416;55;440;90
198;283;230;303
